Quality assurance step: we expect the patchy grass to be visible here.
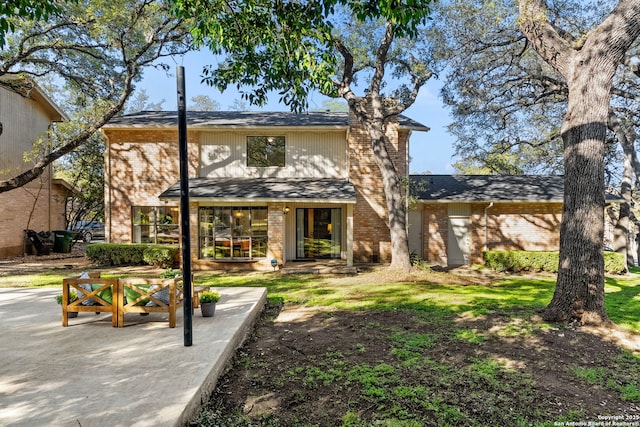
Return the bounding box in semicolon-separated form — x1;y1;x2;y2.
188;269;640;426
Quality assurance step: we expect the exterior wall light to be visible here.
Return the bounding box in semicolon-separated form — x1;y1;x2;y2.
283;206;290;215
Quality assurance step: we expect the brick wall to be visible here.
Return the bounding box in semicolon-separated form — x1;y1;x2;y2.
104;129;198;242
483;202;562;253
0;172;66;257
420;202;562;266
348;102;408;263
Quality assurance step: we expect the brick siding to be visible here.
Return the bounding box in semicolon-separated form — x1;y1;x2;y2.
421;202;562;266
0;174;66;257
348;104;408;263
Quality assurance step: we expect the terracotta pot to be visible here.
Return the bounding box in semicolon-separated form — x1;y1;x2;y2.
200;302;216;317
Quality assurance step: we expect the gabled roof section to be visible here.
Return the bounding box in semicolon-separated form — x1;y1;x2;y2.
0;74;67;122
159;177;357;204
410;174;565;202
103;110;429;131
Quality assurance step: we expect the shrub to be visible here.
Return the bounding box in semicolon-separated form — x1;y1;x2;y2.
604;251;627;274
85;244;178;267
143;246;179;268
199;291;221;304
484;250;626;275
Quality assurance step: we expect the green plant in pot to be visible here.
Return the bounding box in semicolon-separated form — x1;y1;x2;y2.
199;291;220;317
56;291;79;318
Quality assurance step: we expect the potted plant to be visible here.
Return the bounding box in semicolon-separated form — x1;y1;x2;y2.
55;291;79;318
199;290;220;317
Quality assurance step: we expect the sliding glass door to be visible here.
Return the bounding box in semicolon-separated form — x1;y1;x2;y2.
295;208;341;259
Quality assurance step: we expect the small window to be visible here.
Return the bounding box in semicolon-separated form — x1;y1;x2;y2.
247;136;285;167
132;206;179;244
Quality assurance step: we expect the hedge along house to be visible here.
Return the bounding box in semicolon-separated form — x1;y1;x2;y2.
101;110;429;270
408;174;622;267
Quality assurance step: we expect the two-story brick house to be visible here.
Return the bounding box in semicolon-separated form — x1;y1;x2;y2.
0;75;69;258
102;111;617;270
101;110;429;270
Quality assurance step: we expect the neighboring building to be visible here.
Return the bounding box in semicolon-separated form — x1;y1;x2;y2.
409;174;621;267
0;75;68;258
101;110;429;270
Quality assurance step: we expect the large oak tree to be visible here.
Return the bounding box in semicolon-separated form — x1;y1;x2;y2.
519;0;640;324
433;0;640;270
172;0;437;271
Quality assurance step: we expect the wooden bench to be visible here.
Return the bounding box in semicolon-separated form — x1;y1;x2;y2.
61;275;184;328
118;277;184;328
62;276;119;327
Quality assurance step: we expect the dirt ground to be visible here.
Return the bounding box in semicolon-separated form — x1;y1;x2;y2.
193;270;640;426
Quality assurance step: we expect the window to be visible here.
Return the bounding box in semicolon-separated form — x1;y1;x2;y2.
247;136;285;167
199;206;268;260
132;206;179;244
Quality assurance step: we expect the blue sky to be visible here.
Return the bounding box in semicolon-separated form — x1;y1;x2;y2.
137;52;457;174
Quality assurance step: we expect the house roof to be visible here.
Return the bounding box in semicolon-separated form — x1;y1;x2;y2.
103;110;430;131
411;175;623;203
159;177;357;204
411;174;564;202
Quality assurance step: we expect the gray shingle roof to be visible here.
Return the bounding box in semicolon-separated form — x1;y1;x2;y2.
410;175;565;202
103;110;429;131
159;177;356;203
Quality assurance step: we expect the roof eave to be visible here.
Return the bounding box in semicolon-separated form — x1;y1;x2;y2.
416;199;564;203
159;195;356;204
102;124;350;131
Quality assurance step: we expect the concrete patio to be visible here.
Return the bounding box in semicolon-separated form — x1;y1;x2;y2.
0;285;266;427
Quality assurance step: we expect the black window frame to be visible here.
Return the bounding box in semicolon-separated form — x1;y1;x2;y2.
246;136;285;167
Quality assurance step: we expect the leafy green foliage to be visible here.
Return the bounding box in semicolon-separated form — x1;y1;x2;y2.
0;0;61;47
171;0;435;112
160;268;182;278
0;0;192;193
55;291;78;304
199;290;221;304
85;243;178;267
55;132;105;228
484;250;626;274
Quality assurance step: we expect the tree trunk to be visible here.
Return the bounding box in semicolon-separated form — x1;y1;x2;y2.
609;113;637;270
542;58;610;325
519;0;640;325
353;97;412;272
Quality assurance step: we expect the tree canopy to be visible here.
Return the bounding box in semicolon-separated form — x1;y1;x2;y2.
172;0;438;270
0;0;192;193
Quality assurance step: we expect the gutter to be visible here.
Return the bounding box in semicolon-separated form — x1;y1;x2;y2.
484;202;494;252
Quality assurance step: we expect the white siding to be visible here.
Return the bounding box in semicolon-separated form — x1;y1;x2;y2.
0;88;52;179
200;130;348;179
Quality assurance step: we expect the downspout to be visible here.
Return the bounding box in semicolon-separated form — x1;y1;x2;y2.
47;124;53;232
484;202;494;252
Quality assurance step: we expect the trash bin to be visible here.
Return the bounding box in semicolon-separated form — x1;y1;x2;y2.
53;231;73;253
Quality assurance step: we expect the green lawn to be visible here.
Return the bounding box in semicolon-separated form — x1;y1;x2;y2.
4;266;638;332
196;271;640;333
190;269;640;426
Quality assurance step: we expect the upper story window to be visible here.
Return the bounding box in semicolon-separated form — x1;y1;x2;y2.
247;136;285;167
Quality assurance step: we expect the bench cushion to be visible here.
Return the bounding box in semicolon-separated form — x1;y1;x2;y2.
145;284;169;306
